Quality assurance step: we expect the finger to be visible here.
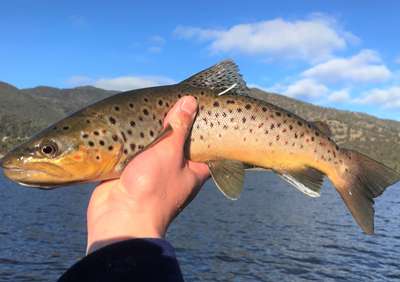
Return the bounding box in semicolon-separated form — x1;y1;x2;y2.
163;96;198;151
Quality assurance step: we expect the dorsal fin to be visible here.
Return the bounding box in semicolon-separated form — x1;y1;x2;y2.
180;60;249;96
312;121;332;137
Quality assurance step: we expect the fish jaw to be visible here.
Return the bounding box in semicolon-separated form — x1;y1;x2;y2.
1;153;73;187
1;144;123;188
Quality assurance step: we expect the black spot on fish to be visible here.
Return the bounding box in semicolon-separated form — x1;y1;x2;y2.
251;115;256;120
140;132;145;138
207;110;211;116
336;145;339;151
297;121;302;126
178;94;182;98
109;117;116;125
226;100;235;104
99;140;105;146
94;131;99;136
218;134;222;138
311;136;315;142
158;120;163;126
88;141;95;147
139;116;143;122
315;131;320;136
215;113;219;118
112;135;118;142
152;114;156;120
229;109;233;113
200;91;204;95
276;135;280;141
143;109;149;116
200;135;204;140
223;125;228;129
149;130;154;137
127;129;132;135
108;146;113;151
63;126;69;130
86;120;91;124
121;132;127;142
130;144;136;151
82;134;89;139
213;101;220;107
270;124;275;130
129;103;134;109
265;130;269;135
245;104;251;110
289;125;293;130
275;112;281;116
222;112;227;117
158;100;163;106
262;107;267;112
237;108;242;113
138;145;144;150
295;133;298;139
96;156;100;160
130;121;136;127
230;118;234;122
144;97;148;102
249;129;253;133
210;122;214;128
165;102;169;107
287;113;292;117
308;124;312;128
114;106;120;112
242;117;246;123
124;149;128;155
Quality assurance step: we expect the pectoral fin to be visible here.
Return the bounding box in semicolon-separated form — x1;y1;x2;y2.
207;159;245;200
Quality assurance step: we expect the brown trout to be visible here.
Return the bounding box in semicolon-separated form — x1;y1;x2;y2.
1;60;399;234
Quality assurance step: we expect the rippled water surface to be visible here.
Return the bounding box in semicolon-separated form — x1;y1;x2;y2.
0;170;399;281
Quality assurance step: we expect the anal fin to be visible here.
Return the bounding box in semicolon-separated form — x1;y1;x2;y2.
278;167;325;198
208;159;245;200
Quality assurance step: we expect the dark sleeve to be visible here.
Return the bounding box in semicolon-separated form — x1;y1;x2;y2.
58;238;184;282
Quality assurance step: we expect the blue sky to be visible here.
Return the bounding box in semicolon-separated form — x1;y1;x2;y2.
1;1;400;120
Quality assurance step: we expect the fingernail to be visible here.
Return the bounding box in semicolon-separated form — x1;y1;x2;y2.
180;97;197;117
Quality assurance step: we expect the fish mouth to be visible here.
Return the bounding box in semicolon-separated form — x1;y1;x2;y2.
2;162;73;188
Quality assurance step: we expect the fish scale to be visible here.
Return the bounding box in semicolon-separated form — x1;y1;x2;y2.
1;60;399;235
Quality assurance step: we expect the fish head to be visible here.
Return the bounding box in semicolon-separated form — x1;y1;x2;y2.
1;114;123;188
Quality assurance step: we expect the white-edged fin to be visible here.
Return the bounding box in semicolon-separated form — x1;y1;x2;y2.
180;60;249;96
207;159;245;200
278;167;325;198
218;83;237;96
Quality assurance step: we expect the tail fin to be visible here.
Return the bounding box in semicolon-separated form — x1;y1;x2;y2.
336;149;399;234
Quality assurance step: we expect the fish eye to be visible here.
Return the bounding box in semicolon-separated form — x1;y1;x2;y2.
40;141;59;157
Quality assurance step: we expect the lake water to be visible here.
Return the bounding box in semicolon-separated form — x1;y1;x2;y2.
0;170;399;281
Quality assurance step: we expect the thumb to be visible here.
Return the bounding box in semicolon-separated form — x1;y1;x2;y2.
163;96;198;150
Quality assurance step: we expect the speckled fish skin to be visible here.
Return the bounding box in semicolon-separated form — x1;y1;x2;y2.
1;60;399;234
1;85;334;184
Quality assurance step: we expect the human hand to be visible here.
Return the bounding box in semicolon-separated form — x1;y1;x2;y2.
86;96;210;254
